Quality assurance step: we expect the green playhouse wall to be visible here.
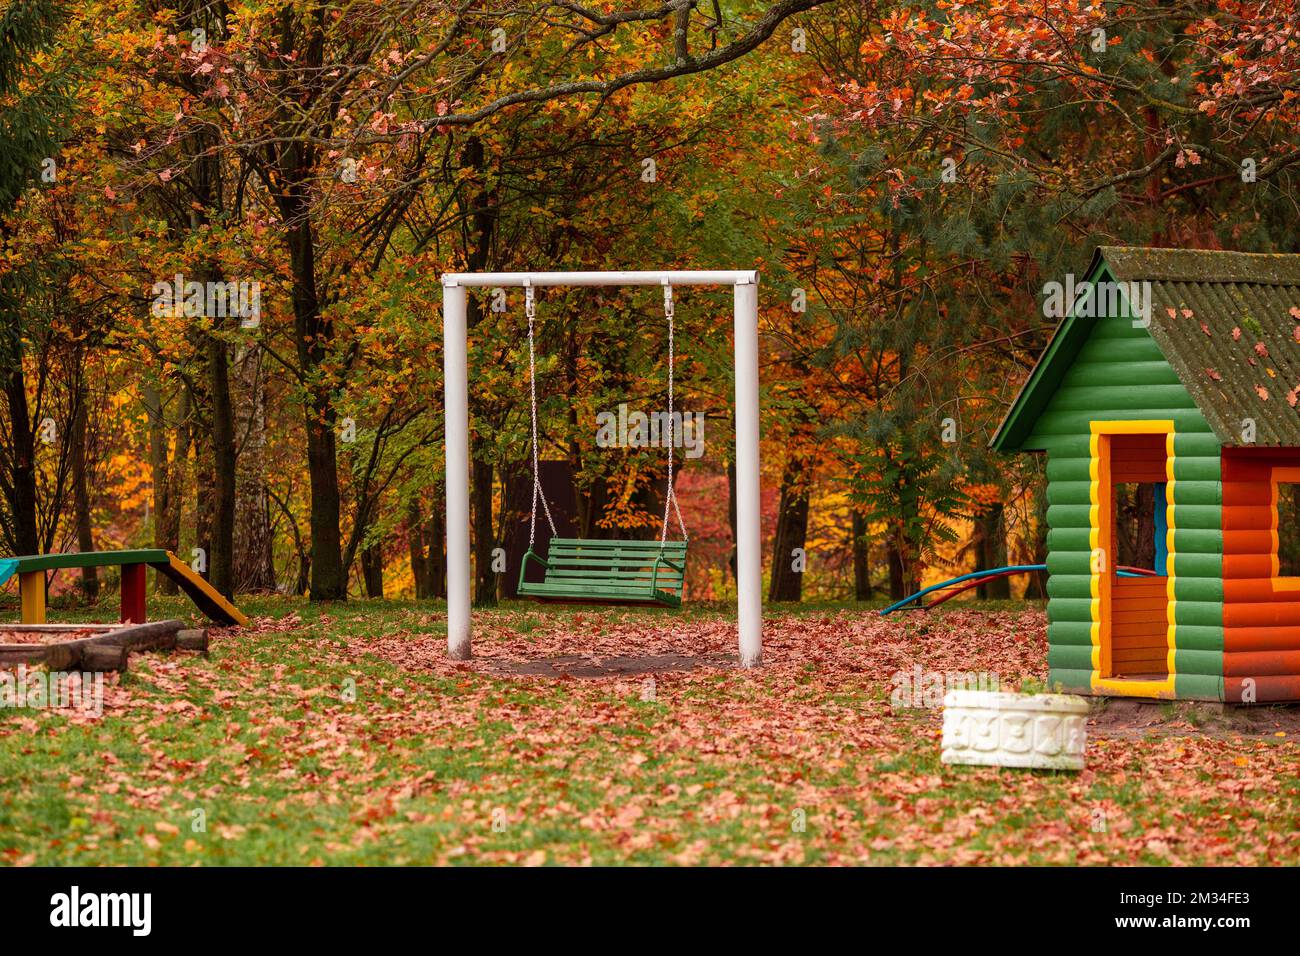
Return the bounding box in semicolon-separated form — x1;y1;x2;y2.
1025;269;1225;701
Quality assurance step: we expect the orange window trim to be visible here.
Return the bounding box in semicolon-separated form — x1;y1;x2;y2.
1269;465;1300;593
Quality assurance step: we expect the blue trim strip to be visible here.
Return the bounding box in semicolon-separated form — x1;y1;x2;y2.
1153;482;1168;576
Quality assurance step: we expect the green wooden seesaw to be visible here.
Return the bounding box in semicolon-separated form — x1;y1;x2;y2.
0;550;247;627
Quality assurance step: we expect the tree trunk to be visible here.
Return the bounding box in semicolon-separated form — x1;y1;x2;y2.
405;498;448;600
172;63;238;597
852;509;871;601
207;320;236;600
1023;479;1049;600
887;537;908;602
278;143;345;600
472;455;496;605
407;500;429;598
191;364;215;587
768;455;810;602
1134;483;1157;570
726;458;738;581
2;360;39;556
424;503;446;599
577;474;607;540
194;433;213;583
361;541;384;598
145;383;186;595
304;405;344;600
497;461;530;599
233;344;276;592
70;377;97;598
975;503;1011;599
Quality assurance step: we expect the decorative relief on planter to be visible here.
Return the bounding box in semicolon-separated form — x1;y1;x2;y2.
941;690;1089;770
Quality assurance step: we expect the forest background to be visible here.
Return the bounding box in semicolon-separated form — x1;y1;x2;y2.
2;0;1297;607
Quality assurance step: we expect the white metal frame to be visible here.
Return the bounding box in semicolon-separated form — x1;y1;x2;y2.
442;270;763;666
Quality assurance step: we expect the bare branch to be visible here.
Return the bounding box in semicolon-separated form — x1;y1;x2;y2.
423;0;825;128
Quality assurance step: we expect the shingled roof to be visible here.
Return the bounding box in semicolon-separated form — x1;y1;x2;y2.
993;246;1300;451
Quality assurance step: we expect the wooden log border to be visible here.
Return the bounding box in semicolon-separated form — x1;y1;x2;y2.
0;619;208;672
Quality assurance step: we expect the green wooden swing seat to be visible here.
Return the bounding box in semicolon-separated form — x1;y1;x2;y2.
517;538;687;607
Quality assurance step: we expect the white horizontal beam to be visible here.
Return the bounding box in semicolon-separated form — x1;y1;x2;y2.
442;270;758;288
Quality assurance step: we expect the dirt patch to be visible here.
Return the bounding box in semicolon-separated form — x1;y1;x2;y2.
1090;697;1300;740
479;651;736;678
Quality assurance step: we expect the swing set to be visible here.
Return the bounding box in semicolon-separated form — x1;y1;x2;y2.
442;271;763;666
515;281;689;607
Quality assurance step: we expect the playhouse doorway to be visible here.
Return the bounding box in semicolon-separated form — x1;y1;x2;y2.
1103;433;1171;681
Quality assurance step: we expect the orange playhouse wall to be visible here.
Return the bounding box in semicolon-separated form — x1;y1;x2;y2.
1221;448;1300;702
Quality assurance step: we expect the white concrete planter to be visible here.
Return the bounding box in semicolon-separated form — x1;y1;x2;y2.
942;690;1089;770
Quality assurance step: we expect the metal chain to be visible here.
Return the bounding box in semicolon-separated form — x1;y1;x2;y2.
526;283;557;548
661;282;688;545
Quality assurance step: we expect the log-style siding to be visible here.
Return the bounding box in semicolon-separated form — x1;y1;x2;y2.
1221;450;1300;702
1029;284;1225;700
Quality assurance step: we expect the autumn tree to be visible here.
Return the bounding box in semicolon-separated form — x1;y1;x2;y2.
0;0;77;558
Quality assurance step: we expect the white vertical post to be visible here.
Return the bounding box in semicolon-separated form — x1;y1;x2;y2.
443;282;472;659
733;279;763;666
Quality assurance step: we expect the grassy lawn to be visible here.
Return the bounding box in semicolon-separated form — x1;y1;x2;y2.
1;595;1297;865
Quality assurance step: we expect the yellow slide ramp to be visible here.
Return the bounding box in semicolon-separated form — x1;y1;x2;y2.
151;553;249;627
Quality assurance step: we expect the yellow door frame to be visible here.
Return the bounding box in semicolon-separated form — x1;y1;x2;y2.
1088;420;1177;698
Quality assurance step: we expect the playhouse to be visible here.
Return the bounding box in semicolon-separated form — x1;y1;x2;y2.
993;247;1300;703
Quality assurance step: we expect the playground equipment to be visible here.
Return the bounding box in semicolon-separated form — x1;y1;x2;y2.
515;281;688;607
518;539;688;607
0;550;247;627
443;270;761;664
880;564;1156;615
0;620;210;673
992;246;1300;702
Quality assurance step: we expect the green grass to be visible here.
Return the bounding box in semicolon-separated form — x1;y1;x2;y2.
0;595;1294;865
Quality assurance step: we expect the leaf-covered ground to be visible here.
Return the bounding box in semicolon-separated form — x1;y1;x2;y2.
1;598;1296;865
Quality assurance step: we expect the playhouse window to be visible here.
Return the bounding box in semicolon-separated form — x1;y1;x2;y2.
1279;483;1300;576
1114;482;1164;573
